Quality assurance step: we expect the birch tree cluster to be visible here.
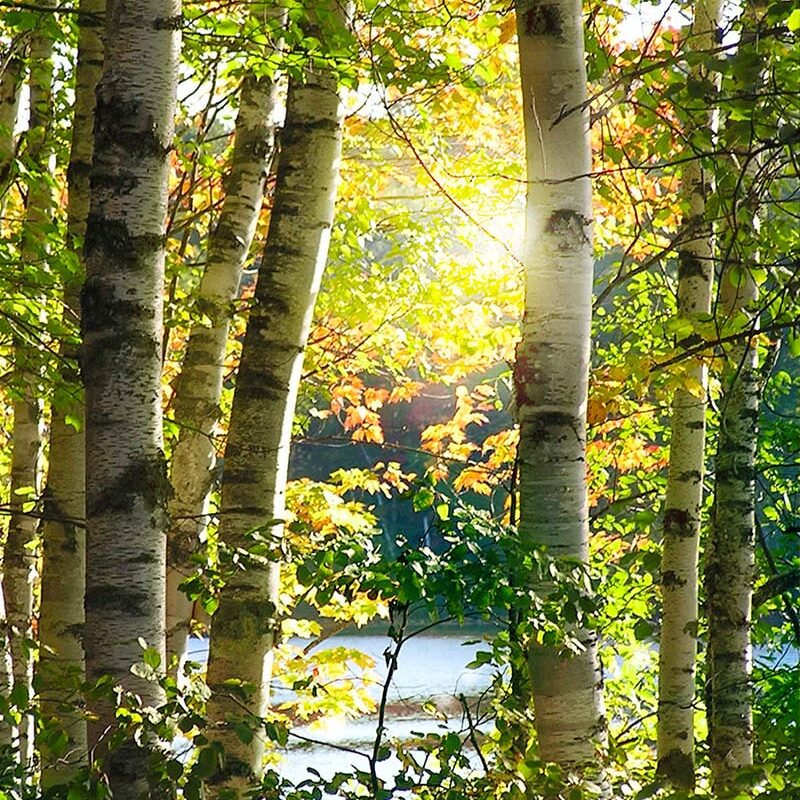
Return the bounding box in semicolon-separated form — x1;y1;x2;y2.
0;0;797;797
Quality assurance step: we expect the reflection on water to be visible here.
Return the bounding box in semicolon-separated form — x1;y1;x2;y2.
187;632;496;784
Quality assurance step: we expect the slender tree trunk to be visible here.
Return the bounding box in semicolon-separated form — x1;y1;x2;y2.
514;0;606;766
706;261;758;793
656;0;722;787
0;37;25;751
81;0;179;794
3;7;56;764
204;48;344;795
0;42;24;207
705;6;765;791
37;0;104;784
167;70;280;672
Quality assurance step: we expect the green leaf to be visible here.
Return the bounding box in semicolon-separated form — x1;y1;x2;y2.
634;620;654;641
787;8;800;31
143;646;161;670
165;758;184;781
193;745;221;779
9;683;28;708
413;486;435;511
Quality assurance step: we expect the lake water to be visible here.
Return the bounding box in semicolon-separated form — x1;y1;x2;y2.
187;632;496;784
186;631;797;786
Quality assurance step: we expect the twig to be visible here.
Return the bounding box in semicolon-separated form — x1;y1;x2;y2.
459;693;488;772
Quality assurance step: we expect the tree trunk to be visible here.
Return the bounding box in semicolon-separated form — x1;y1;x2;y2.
656;0;721;787
204;47;344;795
81;0;179;794
705;5;765;790
3;7;56;764
0;40;25;751
37;0;104;784
514;0;606;766
167;69;280;673
0;42;25;745
0;42;24;206
706;262;758;793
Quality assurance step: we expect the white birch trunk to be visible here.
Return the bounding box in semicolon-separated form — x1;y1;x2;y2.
0;40;24;750
0;43;24;206
81;0;179;794
37;0;104;783
705;6;764;788
167;70;279;672
514;0;606;765
707;263;758;792
3;10;56;763
656;0;722;786
204;54;343;794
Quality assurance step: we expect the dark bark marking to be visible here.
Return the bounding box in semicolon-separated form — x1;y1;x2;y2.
521;408;582;447
513;355;540;401
93;87;170;160
522;1;563;37
657;748;695;789
545;209;591;243
83;215;164;270
84;584;147;615
153;14;183;29
678;251;706;280
87;452;171;518
662;570;687;588
664;507;690;535
212;597;278;640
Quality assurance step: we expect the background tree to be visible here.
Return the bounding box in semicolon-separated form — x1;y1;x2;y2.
37;0;104;783
3;3;56;763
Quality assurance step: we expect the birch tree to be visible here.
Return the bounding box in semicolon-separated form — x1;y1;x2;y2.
3;7;56;763
655;0;722;786
81;0;179;793
0;36;24;753
0;40;24;205
514;0;606;766
706;244;759;794
204;17;345;791
167;60;281;671
37;0;104;783
704;5;770;789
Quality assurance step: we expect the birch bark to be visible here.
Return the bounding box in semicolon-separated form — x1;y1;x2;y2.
656;0;722;786
167;68;280;671
204;48;344;794
3;7;56;763
37;0;104;783
706;259;759;793
81;0;179;794
0;43;23;205
514;0;606;766
0;39;24;751
705;7;765;790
